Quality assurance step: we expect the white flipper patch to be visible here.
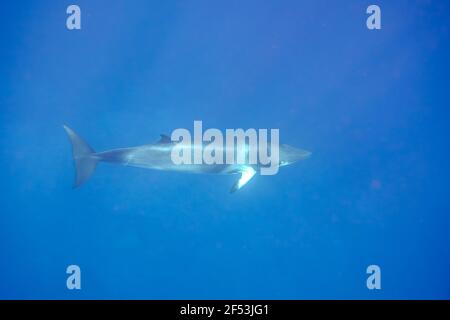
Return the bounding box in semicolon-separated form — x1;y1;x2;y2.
230;166;256;193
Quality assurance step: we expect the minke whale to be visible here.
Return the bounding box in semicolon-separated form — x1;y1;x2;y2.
63;125;311;192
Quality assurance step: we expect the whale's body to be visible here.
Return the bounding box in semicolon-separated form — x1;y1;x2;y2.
63;125;310;192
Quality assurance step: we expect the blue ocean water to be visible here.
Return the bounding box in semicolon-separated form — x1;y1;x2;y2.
1;0;449;299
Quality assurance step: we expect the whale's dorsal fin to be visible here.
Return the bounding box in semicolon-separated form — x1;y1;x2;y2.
158;134;172;144
230;166;256;193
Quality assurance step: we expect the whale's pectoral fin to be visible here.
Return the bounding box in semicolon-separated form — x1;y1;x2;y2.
230;166;256;193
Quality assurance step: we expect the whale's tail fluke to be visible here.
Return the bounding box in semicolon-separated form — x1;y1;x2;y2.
63;125;98;188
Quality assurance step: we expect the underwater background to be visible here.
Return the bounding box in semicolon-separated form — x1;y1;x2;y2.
1;0;449;299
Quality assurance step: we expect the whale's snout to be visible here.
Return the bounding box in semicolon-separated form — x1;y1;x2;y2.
279;145;311;166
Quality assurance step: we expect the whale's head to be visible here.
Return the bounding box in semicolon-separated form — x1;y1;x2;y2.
278;144;311;167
